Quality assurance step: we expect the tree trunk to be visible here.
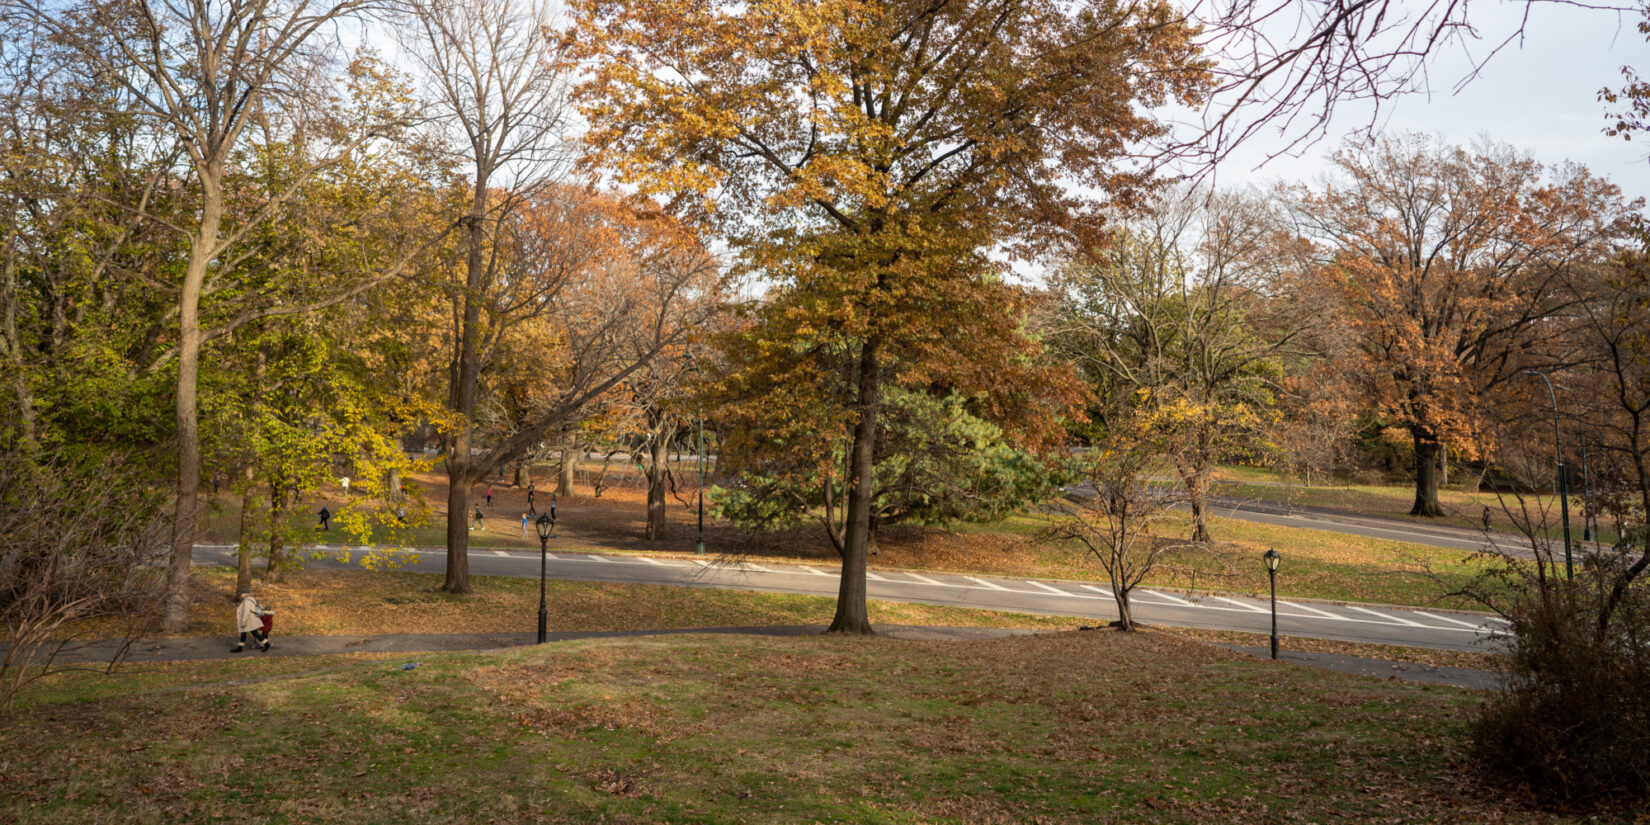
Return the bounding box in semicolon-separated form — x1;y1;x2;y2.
1410;429;1444;516
1183;456;1212;544
1439;444;1449;486
513;462;528;489
1114;592;1135;631
387;467;401;499
645;425;671;541
267;486;288;583
1;231;38;456
442;187;490;595
162;179;222;632
558;431;577;496
829;339;879;635
236;467;256;594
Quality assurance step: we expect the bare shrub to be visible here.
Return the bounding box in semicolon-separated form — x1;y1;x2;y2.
0;451;169;708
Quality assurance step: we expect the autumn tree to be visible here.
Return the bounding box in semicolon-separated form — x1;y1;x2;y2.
575;0;1207;633
1286;134;1634;517
1053;187;1304;544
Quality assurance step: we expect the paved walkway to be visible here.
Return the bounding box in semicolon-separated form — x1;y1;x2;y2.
27;626;1500;690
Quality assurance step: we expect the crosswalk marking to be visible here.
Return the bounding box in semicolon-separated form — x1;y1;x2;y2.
799;566;831;577
1140;589;1192;606
964;576;1008;591
1080;584;1114;597
586;554;612;563
491;550;508;556
1213;596;1270;613
744;563;777;573
1277;601;1343;620
1027;581;1069;596
866;572;888;582
1347;605;1425;627
1414;611;1483;629
638;557;667;566
905;573;943;585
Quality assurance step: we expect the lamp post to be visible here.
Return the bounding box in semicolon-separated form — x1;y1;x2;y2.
1522;370;1573;581
695;412;706;555
535;514;552;643
1263;548;1281;660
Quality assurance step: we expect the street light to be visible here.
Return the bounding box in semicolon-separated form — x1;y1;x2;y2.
535;514;553;643
1263;548;1281;660
1522;370;1573;581
695;412;706;555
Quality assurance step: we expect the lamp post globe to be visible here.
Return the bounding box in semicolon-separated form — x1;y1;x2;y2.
535;514;553;643
1263;549;1281;660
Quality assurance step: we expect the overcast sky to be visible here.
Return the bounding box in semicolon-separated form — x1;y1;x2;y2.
1206;1;1650;198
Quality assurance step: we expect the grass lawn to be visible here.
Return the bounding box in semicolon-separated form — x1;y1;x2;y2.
1;630;1593;824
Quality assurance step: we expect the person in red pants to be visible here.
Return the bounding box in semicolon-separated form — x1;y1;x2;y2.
232;590;272;653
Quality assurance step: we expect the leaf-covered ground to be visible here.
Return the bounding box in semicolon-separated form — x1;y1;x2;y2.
1;630;1600;824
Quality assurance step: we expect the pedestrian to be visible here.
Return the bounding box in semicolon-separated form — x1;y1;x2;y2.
1482;506;1492;530
318;506;330;530
396;505;407;525
340;476;350;497
527;487;536;515
549;494;557;533
473;505;484;530
520;513;529;538
486;484;493;506
231;590;272;653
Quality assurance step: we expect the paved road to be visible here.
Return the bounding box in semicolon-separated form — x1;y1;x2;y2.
195;544;1507;653
1206;495;1533;555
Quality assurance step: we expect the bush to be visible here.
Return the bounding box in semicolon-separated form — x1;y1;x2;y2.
0;450;170;709
1473;554;1650;805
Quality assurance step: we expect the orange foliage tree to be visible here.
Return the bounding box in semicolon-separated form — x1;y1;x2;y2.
1287;134;1635;516
572;0;1208;633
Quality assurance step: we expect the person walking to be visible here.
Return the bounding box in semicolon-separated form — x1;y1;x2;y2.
473;505;484;531
232;590;272;653
520;513;529;538
318;506;330;530
340;476;351;498
549;494;557;534
527;486;536;516
486;485;494;506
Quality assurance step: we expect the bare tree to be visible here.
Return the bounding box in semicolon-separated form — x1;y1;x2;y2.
1044;420;1190;631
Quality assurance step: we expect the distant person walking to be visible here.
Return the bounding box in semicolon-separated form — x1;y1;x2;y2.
1482;506;1492;531
232;590;271;653
317;506;330;530
527;486;536;515
486;485;494;506
473;505;484;530
521;513;529;538
340;476;350;498
549;494;557;533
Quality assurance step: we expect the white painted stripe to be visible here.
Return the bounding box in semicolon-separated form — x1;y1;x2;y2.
1028;581;1070;596
586;554;612;562
964;576;1009;591
1140;589;1193;606
905;573;943;585
1213;596;1270;614
799;566;831;577
638;557;667;566
866;572;888;582
491;550;507;557
1277;601;1344;620
744;564;777;573
1080;584;1114;597
1347;605;1425;627
545;553;562;561
692;559;711;567
1413;611;1485;629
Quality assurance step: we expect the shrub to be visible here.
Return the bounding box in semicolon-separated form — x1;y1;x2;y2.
1472;552;1650;805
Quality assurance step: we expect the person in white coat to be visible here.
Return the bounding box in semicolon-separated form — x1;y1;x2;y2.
232;590;272;653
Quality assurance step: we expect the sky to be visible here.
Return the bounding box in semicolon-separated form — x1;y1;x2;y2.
1206;1;1650;198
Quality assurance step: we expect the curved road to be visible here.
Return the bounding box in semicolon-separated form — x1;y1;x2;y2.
195;544;1507;653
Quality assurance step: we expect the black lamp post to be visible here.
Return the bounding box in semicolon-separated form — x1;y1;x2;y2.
535;513;552;643
1263;548;1281;660
1522;370;1573;581
695;412;706;555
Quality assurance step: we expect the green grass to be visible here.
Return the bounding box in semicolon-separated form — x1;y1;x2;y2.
1;630;1590;823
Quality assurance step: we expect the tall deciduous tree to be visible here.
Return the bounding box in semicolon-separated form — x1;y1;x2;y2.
1287;134;1633;517
575;0;1208;633
14;0;423;629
